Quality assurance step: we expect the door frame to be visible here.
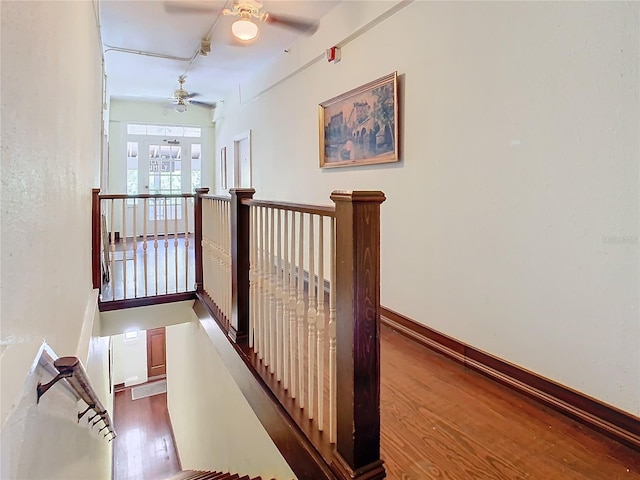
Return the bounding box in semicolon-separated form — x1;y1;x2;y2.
233;130;252;188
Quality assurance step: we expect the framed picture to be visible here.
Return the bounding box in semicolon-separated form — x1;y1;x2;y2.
220;146;227;190
319;71;398;168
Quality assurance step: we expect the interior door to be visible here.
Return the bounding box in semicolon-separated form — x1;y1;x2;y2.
147;327;166;379
138;141;184;236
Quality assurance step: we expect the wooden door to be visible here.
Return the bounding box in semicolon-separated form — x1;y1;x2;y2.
147;327;166;379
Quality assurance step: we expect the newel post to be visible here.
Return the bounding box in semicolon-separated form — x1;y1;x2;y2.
330;190;386;480
91;188;101;290
194;187;210;293
229;188;255;344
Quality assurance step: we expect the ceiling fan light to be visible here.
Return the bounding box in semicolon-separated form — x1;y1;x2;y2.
232;18;258;41
175;102;187;113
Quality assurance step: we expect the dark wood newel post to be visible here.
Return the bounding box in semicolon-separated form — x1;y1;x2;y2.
330;190;387;480
229;188;255;344
91;188;101;290
194;187;210;293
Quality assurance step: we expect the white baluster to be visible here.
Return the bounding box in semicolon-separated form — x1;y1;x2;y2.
256;207;264;360
164;198;169;295
329;216;337;443
307;214;316;420
296;212;306;409
154;199;159;296
249;205;256;349
133;199;138;297
275;208;283;382
262;207;268;363
316;215;325;431
174;199;179;293
214;200;221;310
228;202;232;320
184;197;189;292
122;198;127;300
289;211;297;399
282;209;290;391
143;198;148;297
109;199;115;296
268;207;276;373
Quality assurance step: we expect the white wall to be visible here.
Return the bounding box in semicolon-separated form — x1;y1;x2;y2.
1;0;111;477
166;318;296;479
215;1;640;415
107;99;216;194
112;331;148;386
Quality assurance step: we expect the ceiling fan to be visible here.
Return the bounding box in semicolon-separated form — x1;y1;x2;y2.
164;0;319;42
168;75;215;112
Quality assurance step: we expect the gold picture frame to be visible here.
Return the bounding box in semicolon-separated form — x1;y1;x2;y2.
319;71;399;168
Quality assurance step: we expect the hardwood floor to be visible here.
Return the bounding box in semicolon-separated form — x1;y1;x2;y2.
110;319;639;479
113;387;181;480
102;235;195;302
379;324;640;480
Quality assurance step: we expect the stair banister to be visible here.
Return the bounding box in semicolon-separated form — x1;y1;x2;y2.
331;190;386;480
229;188;255;343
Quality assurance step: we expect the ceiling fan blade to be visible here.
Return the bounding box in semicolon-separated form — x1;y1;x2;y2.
263;13;319;35
185;92;201;99
190;100;217;108
164;1;218;14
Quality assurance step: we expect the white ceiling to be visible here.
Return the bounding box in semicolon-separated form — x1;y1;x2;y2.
100;0;340;106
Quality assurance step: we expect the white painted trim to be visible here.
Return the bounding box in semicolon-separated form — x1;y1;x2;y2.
232;130;252;188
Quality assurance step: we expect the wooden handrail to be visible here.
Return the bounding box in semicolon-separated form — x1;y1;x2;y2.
92;191;198;306
37;355;116;441
242;198;336;217
201;194;231;202
92;188;101;289
194;188;386;480
98;193;195;200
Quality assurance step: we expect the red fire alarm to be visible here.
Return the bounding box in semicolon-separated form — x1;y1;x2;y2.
325;46;341;63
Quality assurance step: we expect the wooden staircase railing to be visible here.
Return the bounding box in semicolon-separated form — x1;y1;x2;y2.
195;188;386;480
92;189;197;310
91;186;387;479
165;470;263;480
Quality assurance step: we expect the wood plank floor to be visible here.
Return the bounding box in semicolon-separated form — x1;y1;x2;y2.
112;285;640;479
113;387;181;480
102;235;195;302
380;324;640;480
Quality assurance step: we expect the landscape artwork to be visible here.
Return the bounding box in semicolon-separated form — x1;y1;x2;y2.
319;72;398;168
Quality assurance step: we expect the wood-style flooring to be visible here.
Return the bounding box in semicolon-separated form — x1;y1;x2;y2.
111;304;640;479
113;387;180;480
102;235;195;302
379;324;640;480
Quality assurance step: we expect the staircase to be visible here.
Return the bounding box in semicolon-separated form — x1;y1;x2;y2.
166;471;263;480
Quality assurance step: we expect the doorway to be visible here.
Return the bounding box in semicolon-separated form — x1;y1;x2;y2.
233;130;252;188
147;327;167;380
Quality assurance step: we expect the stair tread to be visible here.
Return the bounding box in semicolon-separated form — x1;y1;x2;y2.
164;471;264;480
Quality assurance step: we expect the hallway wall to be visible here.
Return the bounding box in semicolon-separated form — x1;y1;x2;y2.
0;1;110;477
214;1;640;415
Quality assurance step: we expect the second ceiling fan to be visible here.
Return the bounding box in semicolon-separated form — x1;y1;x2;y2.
164;0;319;42
169;75;214;112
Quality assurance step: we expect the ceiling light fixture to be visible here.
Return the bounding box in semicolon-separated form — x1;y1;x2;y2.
175;100;187;113
232;14;258;41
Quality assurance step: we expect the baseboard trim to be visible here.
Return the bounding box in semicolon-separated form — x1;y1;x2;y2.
380;306;640;452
